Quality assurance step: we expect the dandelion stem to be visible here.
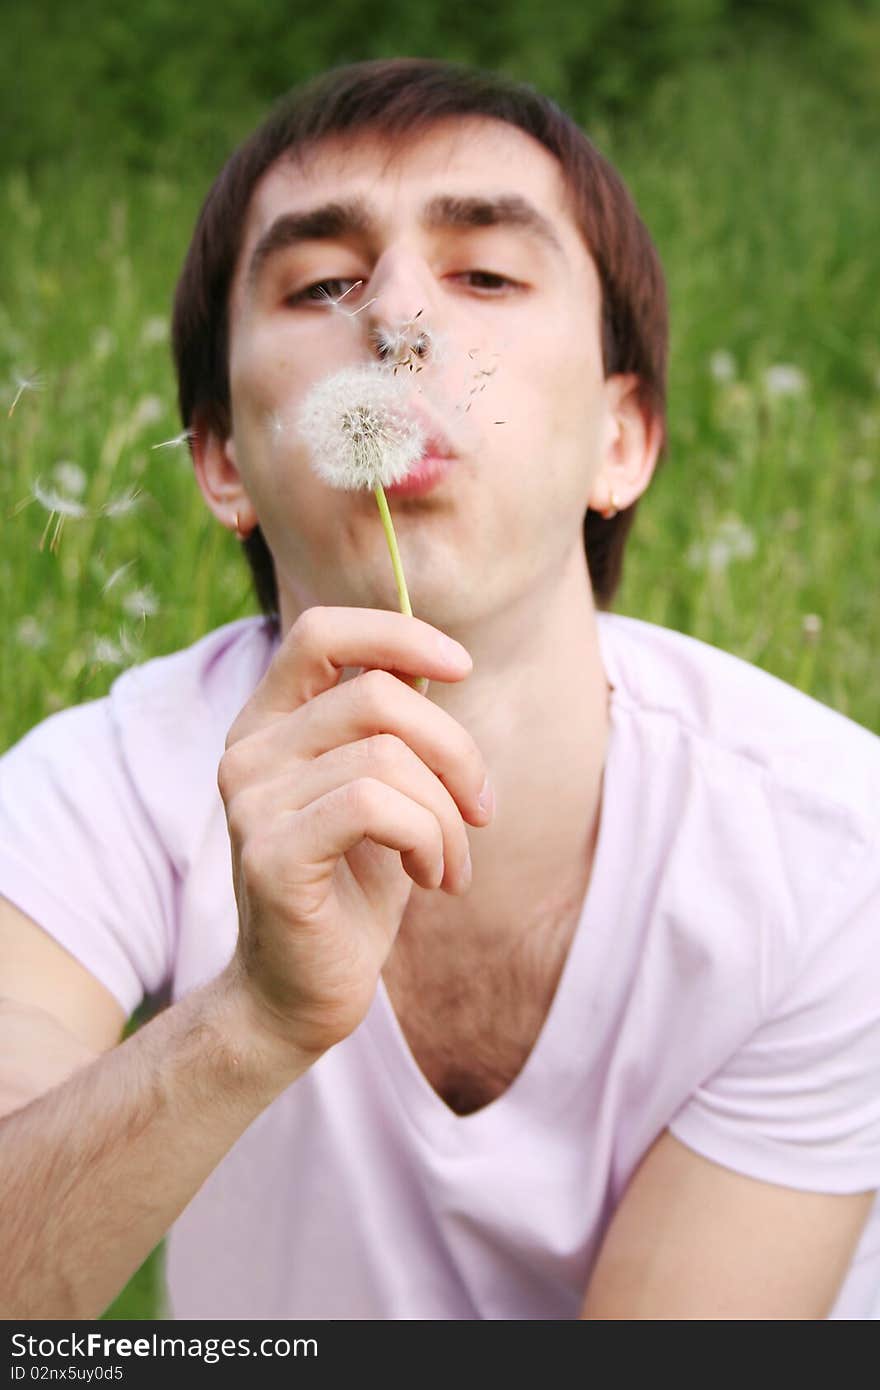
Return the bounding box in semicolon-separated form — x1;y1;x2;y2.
372;482;429;696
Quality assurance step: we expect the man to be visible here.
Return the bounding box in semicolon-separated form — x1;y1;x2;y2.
1;58;878;1320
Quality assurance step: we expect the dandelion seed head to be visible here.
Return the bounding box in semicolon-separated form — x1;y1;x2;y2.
297;365;427;490
709;350;737;383
16;616;47;650
763;363;808;398
140;316;169;346
130;395;164;432
92;327;116;361
51;460;87;498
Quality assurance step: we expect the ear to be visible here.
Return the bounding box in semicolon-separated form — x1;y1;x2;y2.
190;411;258;533
589;373;664;515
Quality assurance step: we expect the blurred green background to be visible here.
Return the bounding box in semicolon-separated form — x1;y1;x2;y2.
2;0;878;1320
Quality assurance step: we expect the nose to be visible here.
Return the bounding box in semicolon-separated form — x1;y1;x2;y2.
363;250;435;368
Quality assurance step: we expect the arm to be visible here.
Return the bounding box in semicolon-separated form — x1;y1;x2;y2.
0;900;313;1320
1;607;488;1319
581;1129;875;1319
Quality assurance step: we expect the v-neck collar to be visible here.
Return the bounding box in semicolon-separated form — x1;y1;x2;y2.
361;613;629;1154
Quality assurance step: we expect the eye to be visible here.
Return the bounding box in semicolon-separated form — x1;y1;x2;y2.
287;278;364;307
456;270;521;293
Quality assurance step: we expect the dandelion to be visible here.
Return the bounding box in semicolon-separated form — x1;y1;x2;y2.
16;616;48;651
686;515;757;574
52;461;87;498
8;370;44;418
763;364;808;398
130;395;164;433
92;327;116;361
709;350;737;384
140;316;169;346
297;362;431;693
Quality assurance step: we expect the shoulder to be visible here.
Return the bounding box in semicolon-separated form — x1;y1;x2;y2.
108;614;279;732
597;612;880;1002
2;615;279;878
598;610;880;842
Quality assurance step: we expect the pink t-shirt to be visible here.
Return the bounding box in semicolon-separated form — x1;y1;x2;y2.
2;612;879;1320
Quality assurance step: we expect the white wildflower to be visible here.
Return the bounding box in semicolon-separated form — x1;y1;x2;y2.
686;515;757;573
802;613;822;641
297;364;426;490
851;458;874;484
140;316;168;346
51;460;87;498
16;616;47;650
130;395;164;432
709;350;737;383
763;364;808;398
92;327;116;361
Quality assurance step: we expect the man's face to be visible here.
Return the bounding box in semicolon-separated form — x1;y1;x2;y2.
216;116;625;630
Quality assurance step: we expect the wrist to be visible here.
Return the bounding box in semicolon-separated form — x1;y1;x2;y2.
197;964;322;1097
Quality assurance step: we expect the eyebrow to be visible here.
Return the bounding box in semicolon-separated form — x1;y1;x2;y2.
245;192;565;288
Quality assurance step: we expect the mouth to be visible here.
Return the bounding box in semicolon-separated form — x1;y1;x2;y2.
383;405;458;498
384;446;456;498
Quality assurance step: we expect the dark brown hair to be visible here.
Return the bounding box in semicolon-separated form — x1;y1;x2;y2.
172;57;668;621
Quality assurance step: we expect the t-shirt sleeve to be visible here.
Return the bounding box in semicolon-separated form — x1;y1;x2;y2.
668;829;880;1194
0;700;176;1018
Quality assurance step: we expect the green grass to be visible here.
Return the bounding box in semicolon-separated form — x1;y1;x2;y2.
2;48;878;1317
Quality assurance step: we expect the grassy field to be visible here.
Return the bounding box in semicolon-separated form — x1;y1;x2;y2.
2;48;878;1318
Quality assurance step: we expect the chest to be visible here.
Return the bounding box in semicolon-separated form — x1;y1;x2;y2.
381;904;580;1117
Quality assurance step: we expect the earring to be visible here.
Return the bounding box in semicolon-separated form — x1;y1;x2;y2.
233;511;252;541
602;490;621;520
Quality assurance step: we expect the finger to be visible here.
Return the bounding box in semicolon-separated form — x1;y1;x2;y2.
259;779;447;897
234;607;472;738
226;734;473;895
224;667;492;829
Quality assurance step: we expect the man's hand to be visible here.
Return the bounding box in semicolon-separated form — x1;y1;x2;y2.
581;1129;875;1319
217;605;494;1062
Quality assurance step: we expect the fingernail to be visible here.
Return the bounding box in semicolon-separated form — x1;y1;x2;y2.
438;633;471;666
478;775;494;818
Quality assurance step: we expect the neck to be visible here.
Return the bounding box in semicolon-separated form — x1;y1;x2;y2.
421;542;611;935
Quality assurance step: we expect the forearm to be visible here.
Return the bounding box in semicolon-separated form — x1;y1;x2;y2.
0;968;313;1319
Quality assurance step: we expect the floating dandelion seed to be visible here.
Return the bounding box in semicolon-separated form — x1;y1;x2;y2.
151;429;195;451
102;561;136;594
101;487;142;518
298;363;431;693
32;476;88;553
121;585;159;620
8;370;44;418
